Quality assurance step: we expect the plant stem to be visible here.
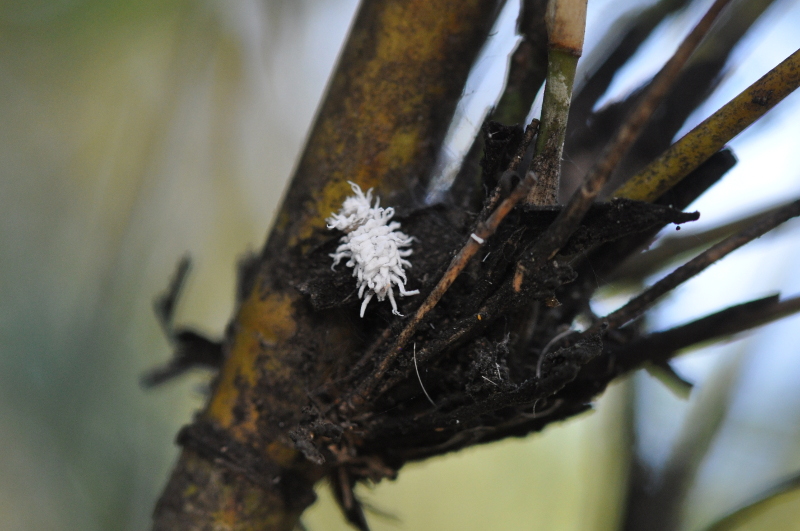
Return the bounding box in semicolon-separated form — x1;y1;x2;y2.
521;0;732;264
598;199;800;331
615;47;800;201
613;294;800;370
528;49;581;204
527;0;587;205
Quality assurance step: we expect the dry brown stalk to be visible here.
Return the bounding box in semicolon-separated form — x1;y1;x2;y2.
597;199;800;332
612;294;800;371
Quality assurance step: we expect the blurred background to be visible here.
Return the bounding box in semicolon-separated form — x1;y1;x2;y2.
1;0;799;530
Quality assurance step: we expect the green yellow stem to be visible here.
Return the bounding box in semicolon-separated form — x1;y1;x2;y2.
527;0;588;205
528;48;580;205
615;48;800;202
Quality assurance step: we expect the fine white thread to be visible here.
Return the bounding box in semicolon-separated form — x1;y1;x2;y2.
328;181;420;317
414;343;436;407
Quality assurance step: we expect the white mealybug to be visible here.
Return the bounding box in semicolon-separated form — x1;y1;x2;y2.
327;181;420;317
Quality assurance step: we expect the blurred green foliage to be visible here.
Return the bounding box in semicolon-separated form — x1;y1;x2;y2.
0;1;338;528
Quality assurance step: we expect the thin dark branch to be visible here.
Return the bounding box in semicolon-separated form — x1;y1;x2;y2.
609;200;796;284
599;199;800;331
154;254;191;341
141;330;223;388
649;360;694;395
569;0;690;126
613;294;800;372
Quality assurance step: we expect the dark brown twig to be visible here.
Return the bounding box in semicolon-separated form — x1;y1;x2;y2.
612;294;800;373
581;0;731;198
568;0;690;129
480;121;540;220
153;255;192;340
599;199;800;331
608;200;795;284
